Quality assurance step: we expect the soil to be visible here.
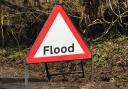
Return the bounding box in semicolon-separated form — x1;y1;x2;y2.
0;59;128;89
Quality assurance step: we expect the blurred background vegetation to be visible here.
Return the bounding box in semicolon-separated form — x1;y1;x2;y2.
0;0;128;47
0;0;128;66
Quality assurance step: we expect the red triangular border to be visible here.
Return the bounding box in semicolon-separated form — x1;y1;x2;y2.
26;5;91;63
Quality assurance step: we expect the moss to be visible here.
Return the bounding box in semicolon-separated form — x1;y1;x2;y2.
0;47;30;61
91;36;128;66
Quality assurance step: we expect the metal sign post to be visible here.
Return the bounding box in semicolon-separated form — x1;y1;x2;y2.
24;60;29;85
80;60;85;78
91;58;94;82
44;63;51;81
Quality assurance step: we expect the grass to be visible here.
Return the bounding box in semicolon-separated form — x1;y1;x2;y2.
91;36;128;66
0;47;29;61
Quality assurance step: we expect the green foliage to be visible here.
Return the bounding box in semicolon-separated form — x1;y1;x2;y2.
0;48;7;56
0;47;30;61
92;36;128;66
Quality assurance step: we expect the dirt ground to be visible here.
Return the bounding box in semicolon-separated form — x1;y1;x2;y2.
1;82;127;89
0;60;128;89
1;79;128;89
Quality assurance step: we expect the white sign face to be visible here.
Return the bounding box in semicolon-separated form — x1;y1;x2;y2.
34;13;84;58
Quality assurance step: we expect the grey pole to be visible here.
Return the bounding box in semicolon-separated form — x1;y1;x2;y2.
24;60;29;85
91;58;94;82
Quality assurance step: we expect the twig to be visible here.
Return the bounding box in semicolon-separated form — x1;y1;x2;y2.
1;10;5;47
108;0;119;17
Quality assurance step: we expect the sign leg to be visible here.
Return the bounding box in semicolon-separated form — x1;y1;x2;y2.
24;60;29;85
80;60;85;78
90;58;94;82
44;63;51;81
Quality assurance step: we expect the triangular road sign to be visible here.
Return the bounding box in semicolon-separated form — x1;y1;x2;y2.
26;5;91;63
